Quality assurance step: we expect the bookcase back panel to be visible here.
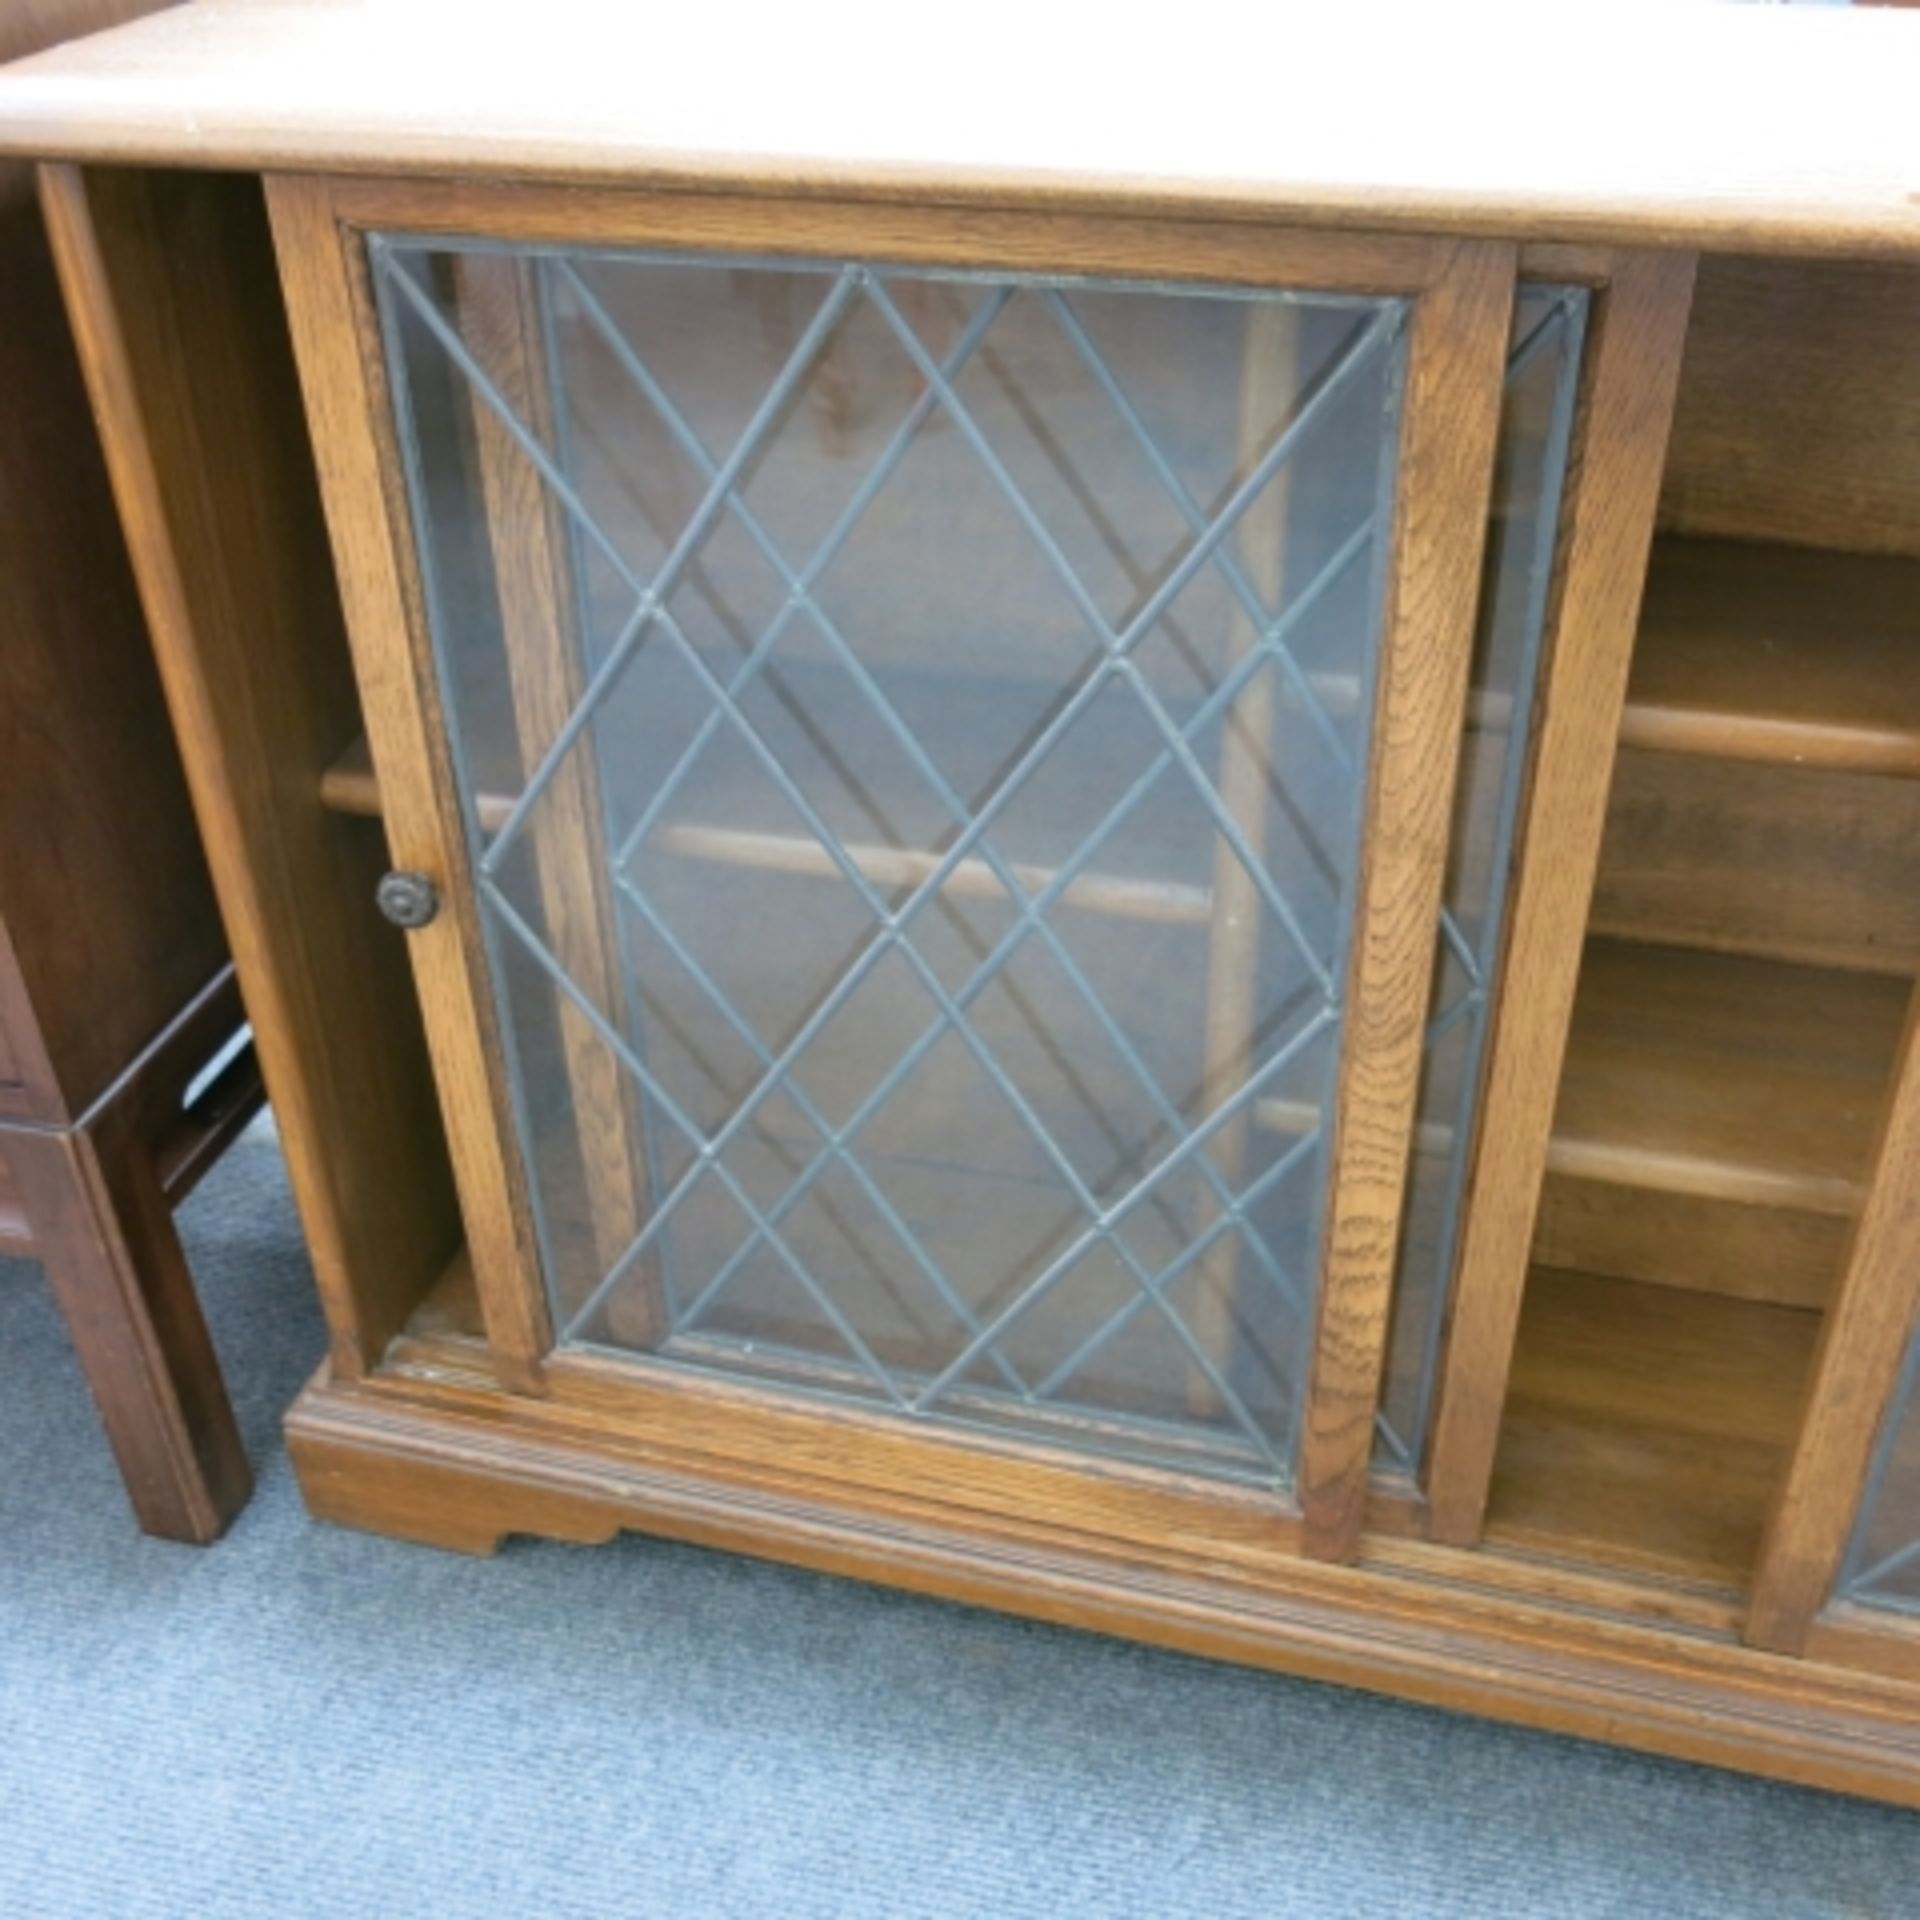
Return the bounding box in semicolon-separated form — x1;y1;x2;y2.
1592;749;1920;977
1660;256;1920;560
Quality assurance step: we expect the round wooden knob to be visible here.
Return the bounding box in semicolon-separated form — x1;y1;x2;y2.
376;870;440;929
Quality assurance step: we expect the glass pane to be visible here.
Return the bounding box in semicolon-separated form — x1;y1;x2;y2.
1374;285;1590;1473
1835;1327;1920;1615
370;236;1528;1489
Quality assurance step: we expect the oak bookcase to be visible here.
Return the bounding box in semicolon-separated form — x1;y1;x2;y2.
6;0;1920;1801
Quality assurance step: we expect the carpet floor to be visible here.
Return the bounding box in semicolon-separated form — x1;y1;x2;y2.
1;1118;1915;1918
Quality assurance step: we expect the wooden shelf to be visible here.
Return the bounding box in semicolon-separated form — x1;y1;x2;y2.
324;736;509;834
1592;745;1920;978
1255;937;1907;1230
1486;1265;1819;1587
1252;939;1904;1306
1553;937;1906;1218
323;737;1217;927
1558;535;1920;979
1622;537;1920;776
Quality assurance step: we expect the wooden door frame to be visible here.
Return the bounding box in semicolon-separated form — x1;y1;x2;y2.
265;168;1534;1556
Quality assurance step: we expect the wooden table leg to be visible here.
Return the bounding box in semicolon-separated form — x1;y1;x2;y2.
7;1110;251;1544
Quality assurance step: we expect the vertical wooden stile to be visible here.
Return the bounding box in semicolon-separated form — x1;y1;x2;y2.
1295;241;1515;1560
1422;252;1697;1547
264;174;555;1390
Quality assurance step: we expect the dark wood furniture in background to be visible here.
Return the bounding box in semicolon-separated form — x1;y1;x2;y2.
0;0;261;1545
8;0;1920;1794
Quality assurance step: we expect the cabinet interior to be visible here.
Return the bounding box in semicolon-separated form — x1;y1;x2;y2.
1483;254;1920;1590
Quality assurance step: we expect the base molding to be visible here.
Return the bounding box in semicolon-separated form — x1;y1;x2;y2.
289;1359;1920;1807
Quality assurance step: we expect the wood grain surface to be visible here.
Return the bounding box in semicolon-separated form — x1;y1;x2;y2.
40;161;460;1377
1294;241;1511;1560
264;173;554;1390
1424;254;1696;1546
0;4;1918;256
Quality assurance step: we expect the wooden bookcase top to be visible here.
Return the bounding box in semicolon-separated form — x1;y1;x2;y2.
0;0;1918;255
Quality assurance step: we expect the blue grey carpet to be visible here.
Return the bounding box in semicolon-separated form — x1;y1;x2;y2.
1;1118;1915;1918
